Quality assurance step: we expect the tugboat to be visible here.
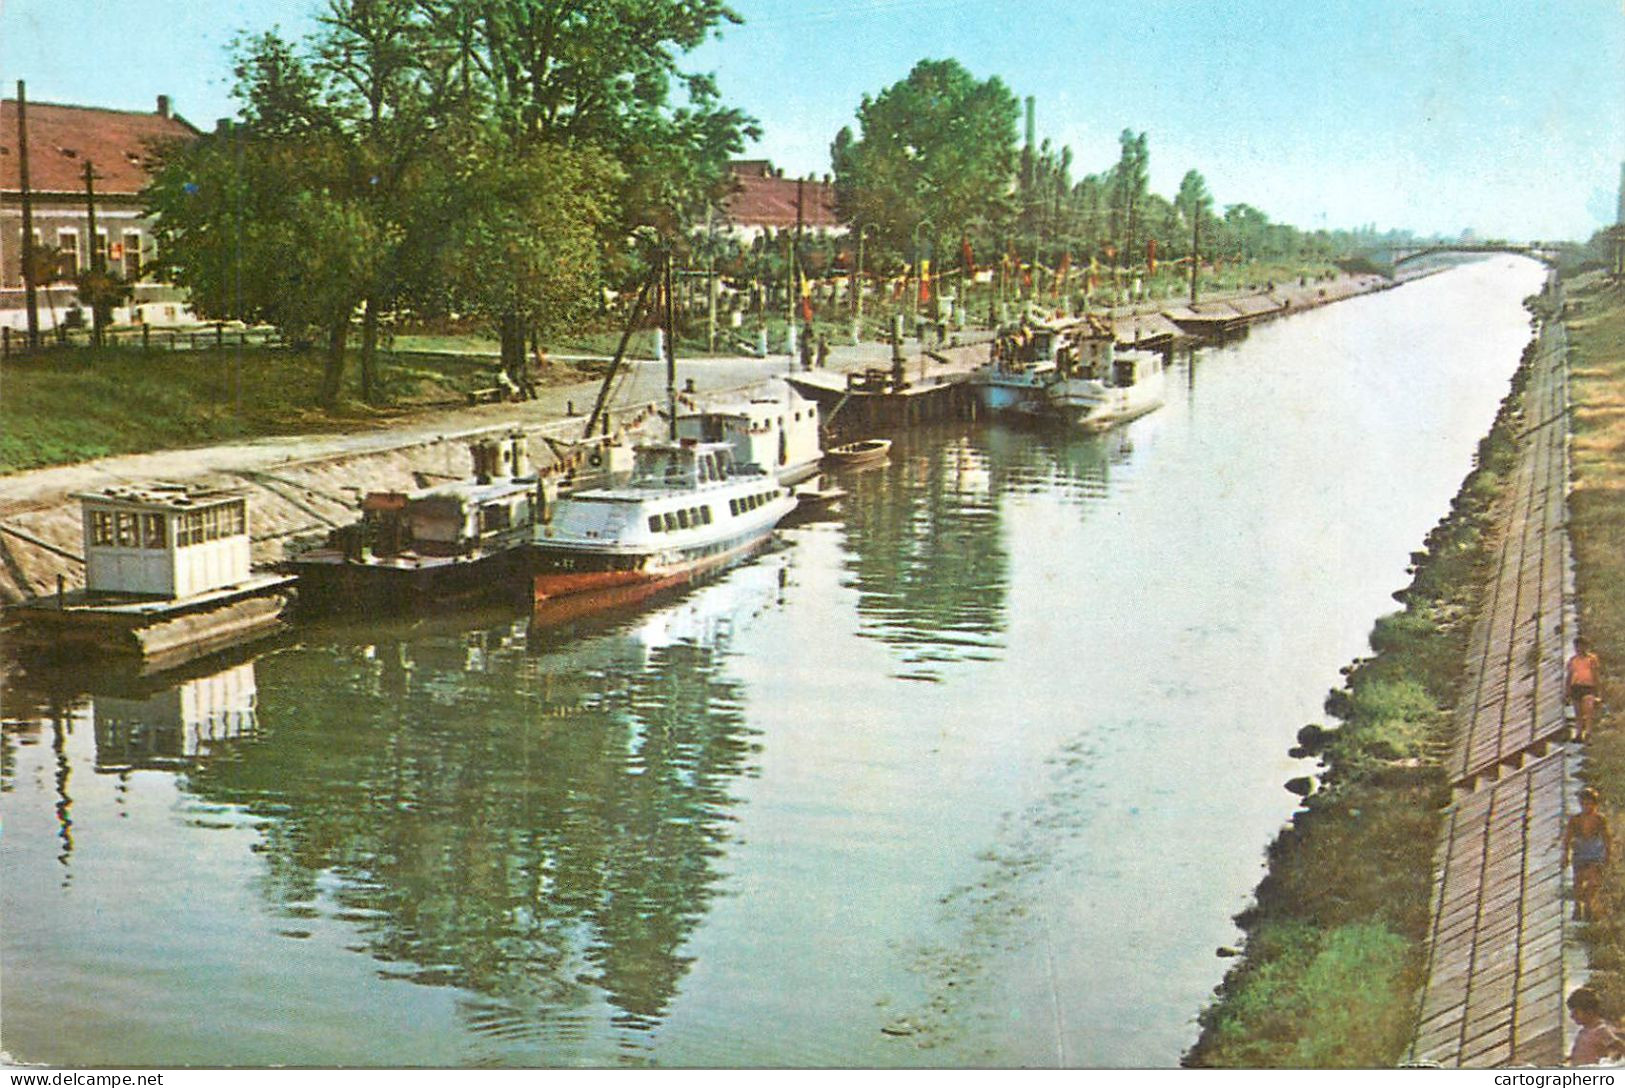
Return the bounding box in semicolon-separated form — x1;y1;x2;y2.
1041;318;1166;430
530;440;795;625
5;484;294;672
967;316;1071;417
289;432;544;612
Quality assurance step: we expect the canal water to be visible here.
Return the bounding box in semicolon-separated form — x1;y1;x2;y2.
1;258;1547;1068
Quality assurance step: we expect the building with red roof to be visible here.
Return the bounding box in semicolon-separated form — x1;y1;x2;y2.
720;160;844;240
1;94;198;330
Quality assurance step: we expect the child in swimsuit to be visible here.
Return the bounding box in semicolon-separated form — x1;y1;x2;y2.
1564;787;1612;922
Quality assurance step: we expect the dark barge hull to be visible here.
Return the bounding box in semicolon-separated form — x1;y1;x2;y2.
289;547;533;615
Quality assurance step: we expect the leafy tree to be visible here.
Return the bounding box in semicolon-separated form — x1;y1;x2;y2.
417;0;757;368
831;58;1020;266
146;122;384;406
1108;129;1149;272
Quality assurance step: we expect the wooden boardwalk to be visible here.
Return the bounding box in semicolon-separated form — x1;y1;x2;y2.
1449;321;1572;786
1410;305;1580;1068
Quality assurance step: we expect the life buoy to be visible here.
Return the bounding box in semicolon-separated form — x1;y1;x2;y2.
589;450;604;468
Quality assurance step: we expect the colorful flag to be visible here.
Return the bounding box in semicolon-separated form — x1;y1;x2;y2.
1147;238;1158;276
918;259;932;304
961;237;975;276
799;272;814;322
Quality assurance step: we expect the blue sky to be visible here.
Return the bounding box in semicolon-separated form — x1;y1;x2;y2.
3;0;1620;239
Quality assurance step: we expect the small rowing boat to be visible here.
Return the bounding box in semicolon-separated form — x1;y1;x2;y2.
825;438;891;468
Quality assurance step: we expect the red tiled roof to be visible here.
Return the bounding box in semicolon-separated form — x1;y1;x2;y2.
0;99;198;196
723;162;841;230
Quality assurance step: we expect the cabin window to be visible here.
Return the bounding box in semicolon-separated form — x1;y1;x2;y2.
141;513;166;549
648;515;663;533
679;509;693;529
700;505;713;525
90;510;115;546
729;499;739;516
663;512;679;532
481;504;511;534
178;510;205;546
113;511;139;547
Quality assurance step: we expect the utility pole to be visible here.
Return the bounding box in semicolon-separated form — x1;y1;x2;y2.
83;160;105;346
704;208;717;352
17;81;40;348
664;248;678;440
1189;208;1201;305
852;225;865;344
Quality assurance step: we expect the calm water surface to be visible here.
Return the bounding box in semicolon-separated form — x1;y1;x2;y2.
1;258;1547;1067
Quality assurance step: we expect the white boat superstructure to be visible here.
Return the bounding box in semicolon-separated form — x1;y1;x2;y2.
1042;336;1167;430
675;381;823;485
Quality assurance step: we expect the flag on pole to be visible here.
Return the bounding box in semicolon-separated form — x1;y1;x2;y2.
799;272;814;323
1147;238;1158;276
961;237;975;277
918;258;932;304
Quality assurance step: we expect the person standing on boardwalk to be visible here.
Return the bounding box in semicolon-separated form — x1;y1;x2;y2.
1568;637;1604;742
1563;787;1611;922
1567;987;1625;1065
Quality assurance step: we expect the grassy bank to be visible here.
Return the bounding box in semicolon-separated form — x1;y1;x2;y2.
0;344;597;475
1558;274;1625;1008
1186;326;1538;1067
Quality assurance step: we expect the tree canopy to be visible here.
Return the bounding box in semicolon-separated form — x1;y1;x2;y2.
830;59;1019;262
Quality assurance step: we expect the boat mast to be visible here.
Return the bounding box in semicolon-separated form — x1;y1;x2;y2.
665;245;678;440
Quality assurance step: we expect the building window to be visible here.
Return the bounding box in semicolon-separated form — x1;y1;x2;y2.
141;513;166;549
56;229;80;278
123;231;142;280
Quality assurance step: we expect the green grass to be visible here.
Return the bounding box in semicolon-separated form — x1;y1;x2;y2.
1557;274;1625;1012
1187;323;1535;1068
0;344;507;474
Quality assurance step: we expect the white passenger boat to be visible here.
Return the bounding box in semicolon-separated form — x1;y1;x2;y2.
530;440;795;625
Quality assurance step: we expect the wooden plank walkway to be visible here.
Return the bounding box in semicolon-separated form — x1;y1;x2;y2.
1449;320;1572;786
1411;752;1573;1066
1410;303;1580;1069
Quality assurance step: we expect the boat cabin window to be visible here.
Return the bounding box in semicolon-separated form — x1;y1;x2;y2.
648;514;663;533
142;513;166;549
700;505;713;525
481;503;512;534
677;509;692;529
663;511;679;532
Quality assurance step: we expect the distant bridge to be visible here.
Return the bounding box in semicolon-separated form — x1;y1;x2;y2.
1388;242;1557;267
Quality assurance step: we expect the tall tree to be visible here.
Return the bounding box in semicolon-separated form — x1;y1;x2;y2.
1109;129;1149;273
420;0;757;367
831;59;1020;266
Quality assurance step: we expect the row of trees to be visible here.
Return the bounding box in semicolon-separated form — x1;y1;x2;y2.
829;58;1412;288
146;0;757;405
